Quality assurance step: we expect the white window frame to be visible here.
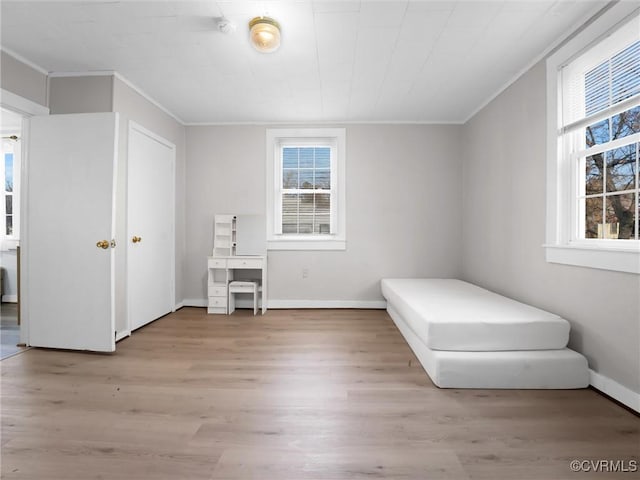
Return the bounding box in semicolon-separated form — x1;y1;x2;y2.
545;4;640;274
266;128;346;250
1;136;21;248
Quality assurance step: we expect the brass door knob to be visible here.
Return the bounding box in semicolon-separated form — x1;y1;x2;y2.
96;240;109;249
132;236;142;243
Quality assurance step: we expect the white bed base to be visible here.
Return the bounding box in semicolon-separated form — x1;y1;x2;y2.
387;305;590;389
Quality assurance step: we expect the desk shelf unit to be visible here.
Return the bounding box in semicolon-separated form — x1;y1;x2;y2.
213;215;236;257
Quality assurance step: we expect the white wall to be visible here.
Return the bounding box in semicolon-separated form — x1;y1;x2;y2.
185;124;463;304
49;76;113;114
461;60;640;395
0;51;47;107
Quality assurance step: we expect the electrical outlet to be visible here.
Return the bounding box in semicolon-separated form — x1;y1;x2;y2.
302;268;309;279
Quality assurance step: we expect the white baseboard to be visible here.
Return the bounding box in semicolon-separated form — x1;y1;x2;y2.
1;294;17;303
183;298;208;307
267;299;387;309
182;298;387;310
115;330;131;342
173;301;184;311
589;369;640;413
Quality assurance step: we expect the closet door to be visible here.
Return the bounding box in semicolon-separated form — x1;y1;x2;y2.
25;113;118;352
127;122;175;332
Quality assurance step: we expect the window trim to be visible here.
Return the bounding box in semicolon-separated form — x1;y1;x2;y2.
266;128;346;251
1;143;20;248
545;3;640;274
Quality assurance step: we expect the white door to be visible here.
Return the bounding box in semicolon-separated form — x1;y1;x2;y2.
25;113;118;352
127;122;174;332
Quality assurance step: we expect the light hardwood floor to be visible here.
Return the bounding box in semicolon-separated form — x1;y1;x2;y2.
1;303;28;361
1;308;638;479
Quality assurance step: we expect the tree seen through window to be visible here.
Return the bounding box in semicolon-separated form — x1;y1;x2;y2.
582;40;639;240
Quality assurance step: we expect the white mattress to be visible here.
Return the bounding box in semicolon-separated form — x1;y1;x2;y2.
381;278;570;351
388;305;589;389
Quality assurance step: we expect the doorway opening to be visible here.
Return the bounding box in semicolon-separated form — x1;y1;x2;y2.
1;107;27;360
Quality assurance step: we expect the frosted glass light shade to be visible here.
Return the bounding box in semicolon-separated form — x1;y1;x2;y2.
249;16;281;53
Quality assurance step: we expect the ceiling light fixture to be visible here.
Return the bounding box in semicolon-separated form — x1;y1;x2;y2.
249;16;281;53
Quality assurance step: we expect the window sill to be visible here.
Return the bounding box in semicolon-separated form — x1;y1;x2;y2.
268;237;346;251
0;239;19;252
544;243;640;274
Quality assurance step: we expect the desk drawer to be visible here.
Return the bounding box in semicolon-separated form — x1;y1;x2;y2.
227;258;263;269
208;285;227;297
208;296;227;308
208;258;227;269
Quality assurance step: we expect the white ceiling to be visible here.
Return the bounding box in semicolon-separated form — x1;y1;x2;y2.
1;0;607;124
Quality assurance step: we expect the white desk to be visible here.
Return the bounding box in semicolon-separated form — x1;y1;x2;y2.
207;255;267;314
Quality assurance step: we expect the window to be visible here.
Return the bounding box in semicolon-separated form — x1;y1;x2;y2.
4;152;14;235
1;135;20;246
546;6;640;274
266;128;346;250
570;39;639;242
282;146;332;234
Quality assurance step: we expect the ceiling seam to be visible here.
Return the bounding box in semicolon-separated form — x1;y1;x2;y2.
310;4;323;121
402;5;455;114
345;2;362;120
370;1;410;118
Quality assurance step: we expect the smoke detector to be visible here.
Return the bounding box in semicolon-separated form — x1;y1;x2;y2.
216;17;236;34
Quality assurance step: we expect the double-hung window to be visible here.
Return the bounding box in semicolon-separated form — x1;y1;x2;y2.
546;6;640;273
266;128;346;250
1;135;20;249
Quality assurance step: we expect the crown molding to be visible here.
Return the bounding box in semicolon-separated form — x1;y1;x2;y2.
184;119;464;127
0;48;49;76
48;70;115;78
112;72;185;125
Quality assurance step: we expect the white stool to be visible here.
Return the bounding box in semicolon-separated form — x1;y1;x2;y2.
228;280;259;315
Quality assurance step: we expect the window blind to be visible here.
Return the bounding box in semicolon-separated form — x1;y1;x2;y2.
585;40;640;117
562;17;640;131
281;146;332;235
